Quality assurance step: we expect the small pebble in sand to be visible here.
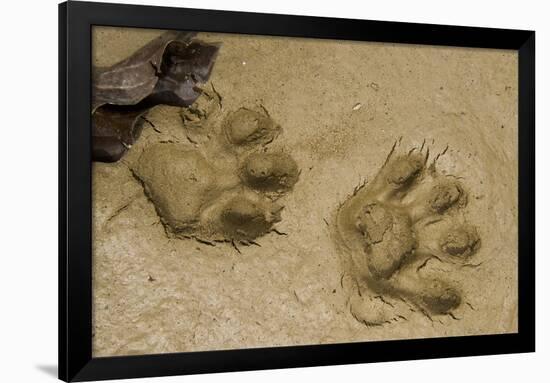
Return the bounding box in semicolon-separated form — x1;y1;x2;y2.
242;61;247;65
352;103;362;111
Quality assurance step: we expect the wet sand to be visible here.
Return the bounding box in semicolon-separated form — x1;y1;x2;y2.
91;26;518;357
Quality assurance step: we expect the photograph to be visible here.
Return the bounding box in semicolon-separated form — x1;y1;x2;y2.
1;0;546;382
91;26;518;357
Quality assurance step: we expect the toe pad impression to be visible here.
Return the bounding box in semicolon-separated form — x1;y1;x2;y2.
240;152;299;192
223;108;280;147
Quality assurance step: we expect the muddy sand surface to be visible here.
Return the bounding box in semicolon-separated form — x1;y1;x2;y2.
92;27;518;356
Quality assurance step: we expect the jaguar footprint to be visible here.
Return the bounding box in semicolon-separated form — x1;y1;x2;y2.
132;90;299;247
334;142;481;325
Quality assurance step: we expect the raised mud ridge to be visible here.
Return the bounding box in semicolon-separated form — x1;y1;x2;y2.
334;142;481;325
132;90;299;248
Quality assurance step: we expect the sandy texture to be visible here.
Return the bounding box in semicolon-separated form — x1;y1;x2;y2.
92;26;518;357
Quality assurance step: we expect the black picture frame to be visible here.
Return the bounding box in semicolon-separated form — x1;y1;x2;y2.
59;1;535;381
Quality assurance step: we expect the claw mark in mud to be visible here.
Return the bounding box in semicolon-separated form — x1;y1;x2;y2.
132;90;299;247
333;141;481;325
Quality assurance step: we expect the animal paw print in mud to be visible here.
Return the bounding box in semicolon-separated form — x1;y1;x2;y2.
133;90;299;248
334;142;481;325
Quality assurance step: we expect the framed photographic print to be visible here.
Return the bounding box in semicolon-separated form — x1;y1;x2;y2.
59;1;535;381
